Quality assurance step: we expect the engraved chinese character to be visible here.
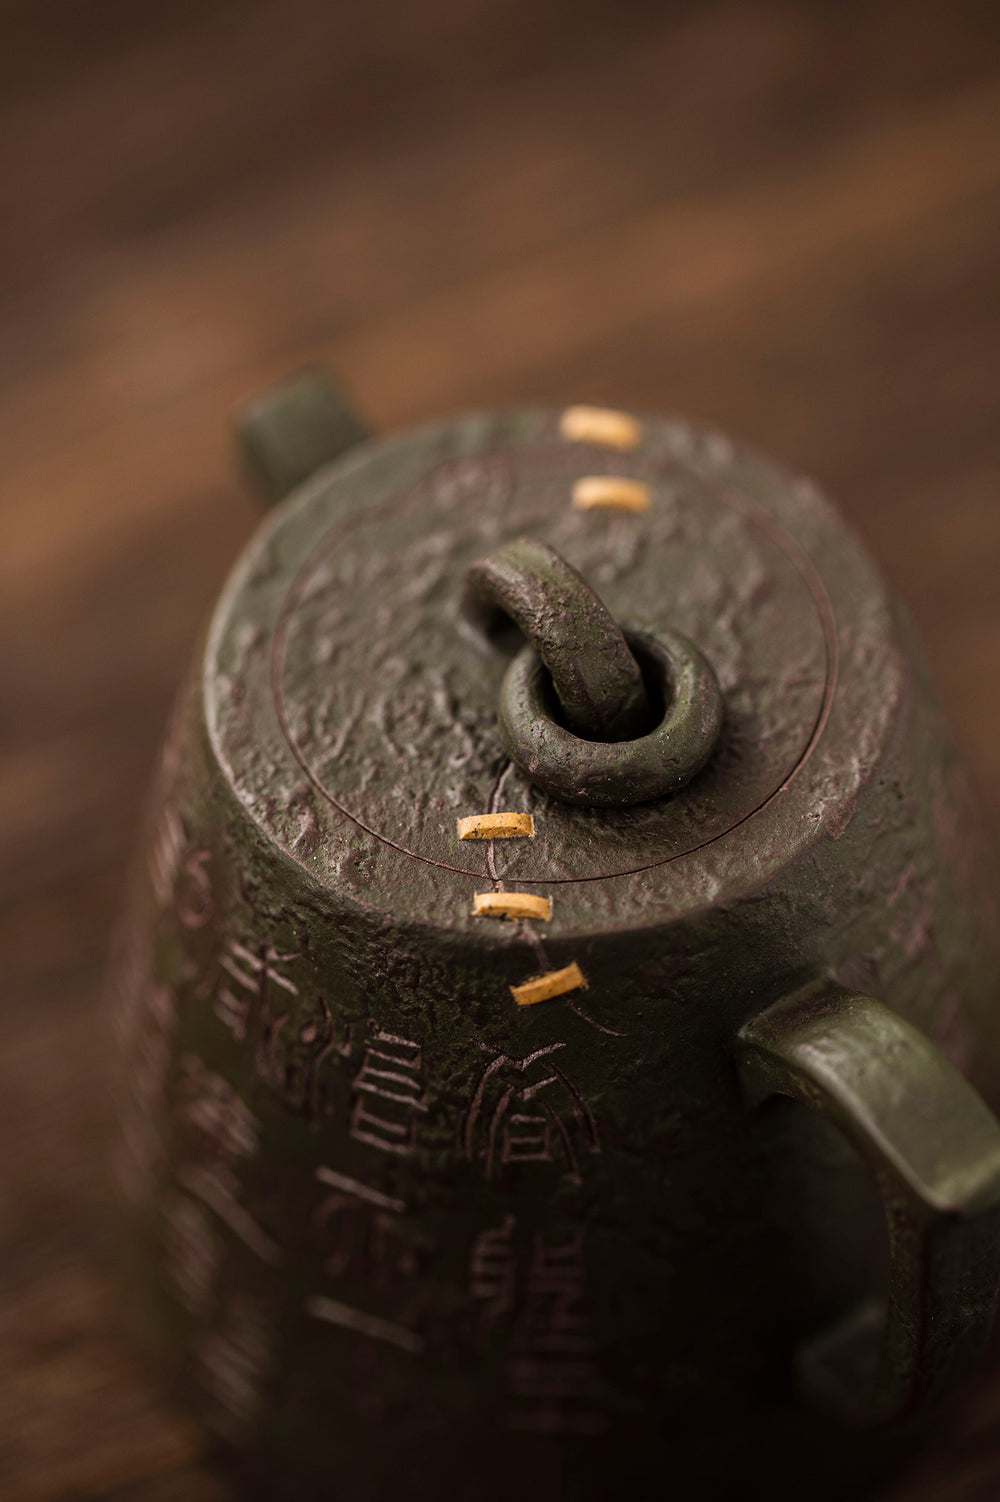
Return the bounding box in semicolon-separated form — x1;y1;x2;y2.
173;1056;279;1267
284;997;351;1121
213;937;352;1118
195;1293;272;1442
349;1021;427;1157
505;1231;604;1435
176;1055;258;1161
215;938;299;1071
163;1193;221;1318
111;953;176;1202
305;1167;425;1358
469;1213;517;1345
148;786;212;929
313;1166;416;1288
149;800;185;910
460;1042;599;1184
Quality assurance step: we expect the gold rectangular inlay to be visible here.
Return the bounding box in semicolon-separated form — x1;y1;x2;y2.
510;961;587;1007
572;476;651;513
472;892;552;921
457;812;535;840
559;405;641;450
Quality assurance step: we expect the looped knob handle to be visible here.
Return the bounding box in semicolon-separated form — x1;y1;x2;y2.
463;537;723;806
463;537;650;742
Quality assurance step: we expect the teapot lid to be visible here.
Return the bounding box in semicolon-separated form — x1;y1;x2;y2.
205;398;903;937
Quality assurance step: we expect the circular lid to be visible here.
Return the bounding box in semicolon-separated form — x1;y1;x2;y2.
205;406;905;936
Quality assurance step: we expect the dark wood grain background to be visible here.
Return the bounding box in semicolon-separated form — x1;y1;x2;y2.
2;2;1000;1496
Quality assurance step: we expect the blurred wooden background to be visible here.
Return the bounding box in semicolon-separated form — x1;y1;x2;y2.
2;1;1000;1496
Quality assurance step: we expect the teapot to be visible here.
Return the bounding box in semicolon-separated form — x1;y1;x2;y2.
111;369;1000;1500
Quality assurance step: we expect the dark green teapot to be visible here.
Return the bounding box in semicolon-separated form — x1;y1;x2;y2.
112;371;1000;1500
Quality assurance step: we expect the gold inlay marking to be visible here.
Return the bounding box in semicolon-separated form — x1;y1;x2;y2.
511;962;587;1007
457;812;535;841
572;476;651;513
472;892;552;922
559;405;641;450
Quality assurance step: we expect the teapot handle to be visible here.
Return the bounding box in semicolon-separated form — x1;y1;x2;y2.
234;367;369;506
735;981;1000;1425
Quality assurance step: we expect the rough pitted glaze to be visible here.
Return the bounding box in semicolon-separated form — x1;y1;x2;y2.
112;402;1000;1502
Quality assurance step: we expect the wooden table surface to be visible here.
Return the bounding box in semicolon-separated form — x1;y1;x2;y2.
2;2;1000;1496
